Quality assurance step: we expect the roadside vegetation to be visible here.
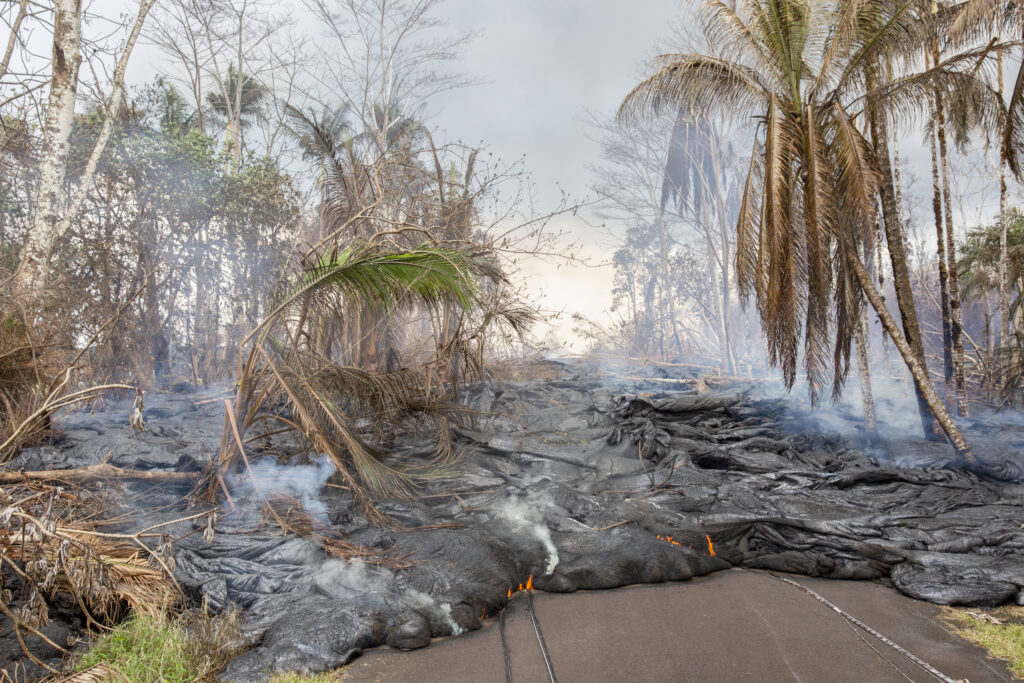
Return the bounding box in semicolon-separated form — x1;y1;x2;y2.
71;610;340;682
1;0;562;677
943;606;1024;679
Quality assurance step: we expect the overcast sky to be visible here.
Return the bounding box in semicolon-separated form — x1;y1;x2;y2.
433;0;678;201
429;0;683;347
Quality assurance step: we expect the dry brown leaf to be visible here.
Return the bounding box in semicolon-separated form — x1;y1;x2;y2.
965;610;1004;625
55;663;125;682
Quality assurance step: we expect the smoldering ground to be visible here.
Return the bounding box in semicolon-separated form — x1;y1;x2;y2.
6;359;1024;681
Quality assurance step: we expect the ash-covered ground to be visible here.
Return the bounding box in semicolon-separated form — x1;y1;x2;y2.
7;360;1024;681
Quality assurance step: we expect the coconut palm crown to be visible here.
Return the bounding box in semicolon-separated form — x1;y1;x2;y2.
620;0;1002;405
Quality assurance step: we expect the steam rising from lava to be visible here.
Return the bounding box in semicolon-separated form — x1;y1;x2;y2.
225;453;335;520
493;494;560;575
315;559;464;635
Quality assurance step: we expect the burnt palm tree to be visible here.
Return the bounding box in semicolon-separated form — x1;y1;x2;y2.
618;0;1000;464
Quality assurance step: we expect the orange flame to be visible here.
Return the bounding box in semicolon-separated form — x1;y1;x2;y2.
706;534;716;556
507;574;536;600
481;609;486;619
656;534;682;547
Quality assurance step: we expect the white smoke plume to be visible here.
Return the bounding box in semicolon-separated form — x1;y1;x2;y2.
226;453;335;520
492;493;560;575
314;559;464;635
405;589;464;635
314;558;392;596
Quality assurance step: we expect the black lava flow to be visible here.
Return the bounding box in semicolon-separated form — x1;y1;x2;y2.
5;360;1024;681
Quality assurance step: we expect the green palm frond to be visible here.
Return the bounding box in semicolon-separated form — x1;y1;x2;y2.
251;244;499;342
206;64;267;127
222;241;504;505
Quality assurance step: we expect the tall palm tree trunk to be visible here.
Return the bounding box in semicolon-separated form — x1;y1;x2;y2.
933;68;971;417
998;47;1012;389
929;111;955;409
714;187;738;374
866;67;938;439
843;233;976;465
704;232;730;371
856;305;876;433
656;211;682;358
930;15;970;417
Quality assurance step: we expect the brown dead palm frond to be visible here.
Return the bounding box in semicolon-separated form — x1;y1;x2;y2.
262;495;414;567
948;0;1024;176
0;484;182;673
1;514;180;624
54;664;124;682
618;0;995;409
198;105;536;521
618;0;981;463
871;39;1008;138
618;54;770;126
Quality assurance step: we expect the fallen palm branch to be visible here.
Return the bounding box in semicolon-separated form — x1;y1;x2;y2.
198;241;519;523
55;663;122;682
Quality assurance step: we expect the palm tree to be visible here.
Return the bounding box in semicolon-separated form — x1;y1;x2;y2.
927;86;957;411
661;111;741;371
210;242;501;518
619;0;995;464
925;11;972;417
206;64;267;171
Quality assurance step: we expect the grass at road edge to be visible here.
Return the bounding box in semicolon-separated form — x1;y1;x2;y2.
942;606;1024;679
71;609;342;682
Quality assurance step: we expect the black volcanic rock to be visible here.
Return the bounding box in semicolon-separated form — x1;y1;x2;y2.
8;364;1024;681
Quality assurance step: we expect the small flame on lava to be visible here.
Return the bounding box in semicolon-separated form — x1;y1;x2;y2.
656;534;682;547
507;574;535;599
706;534;716;556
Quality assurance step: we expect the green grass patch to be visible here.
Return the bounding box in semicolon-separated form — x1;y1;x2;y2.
943;606;1024;679
73;609;343;682
75;613;197;682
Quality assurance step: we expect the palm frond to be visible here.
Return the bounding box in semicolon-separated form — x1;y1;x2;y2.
870;40;1007;135
948;0;1006;44
254;244;496;343
1004;55;1024;177
801;103;834;405
617;54;769;124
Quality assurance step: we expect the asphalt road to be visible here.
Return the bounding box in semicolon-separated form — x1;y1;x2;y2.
341;569;1013;682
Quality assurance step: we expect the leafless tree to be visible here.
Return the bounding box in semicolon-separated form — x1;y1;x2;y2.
147;0;300;169
302;0;475;159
